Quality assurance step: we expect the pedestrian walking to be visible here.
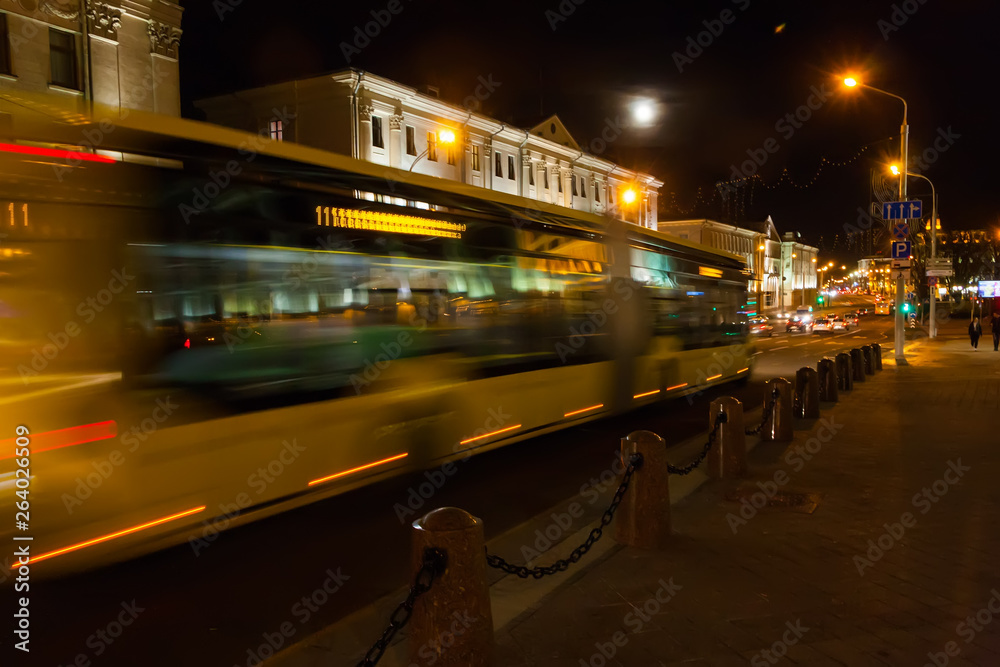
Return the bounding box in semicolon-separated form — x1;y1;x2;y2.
969;317;982;350
991;312;1000;351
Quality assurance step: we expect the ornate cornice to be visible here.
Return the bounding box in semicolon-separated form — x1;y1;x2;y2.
40;0;80;20
87;1;123;41
148;20;182;59
358;103;374;122
388;114;403;130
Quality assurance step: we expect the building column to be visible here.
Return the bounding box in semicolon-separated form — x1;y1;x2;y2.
561;168;573;208
648;192;658;229
537;162;548;202
388;113;403;169
484;142;493;191
359;103;374;162
521;156;532;198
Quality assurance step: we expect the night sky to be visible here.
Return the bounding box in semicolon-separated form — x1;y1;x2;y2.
178;0;1000;258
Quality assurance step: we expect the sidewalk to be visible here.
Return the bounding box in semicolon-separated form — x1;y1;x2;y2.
270;327;1000;666
490;334;1000;665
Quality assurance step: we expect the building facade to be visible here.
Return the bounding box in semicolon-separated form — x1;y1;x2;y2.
0;0;183;117
857;256;893;297
779;231;819;310
656;216;786;313
196;70;662;227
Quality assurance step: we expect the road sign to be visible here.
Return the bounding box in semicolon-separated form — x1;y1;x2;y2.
882;200;923;220
928;276;938;287
891;240;912;260
891;259;911;269
927;257;952;269
926;268;954;277
891;222;909;240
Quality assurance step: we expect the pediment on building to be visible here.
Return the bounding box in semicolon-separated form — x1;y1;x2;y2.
529;114;580;151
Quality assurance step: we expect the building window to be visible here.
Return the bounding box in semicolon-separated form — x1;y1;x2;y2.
495;151;502;177
0;14;10;76
446;146;455;165
269;120;283;141
405;126;416;155
543;168;549;190
471;145;480;171
595;183;600;203
528;163;534;186
609;187;614;204
571;176;578;197
372;116;384;149
558;173;563;193
49;28;78;90
581;179;587;198
507;155;515;181
426;131;437;161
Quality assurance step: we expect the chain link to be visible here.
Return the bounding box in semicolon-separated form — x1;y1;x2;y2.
667;411;727;476
746;387;781;436
356;547;447;667
485;454;643;579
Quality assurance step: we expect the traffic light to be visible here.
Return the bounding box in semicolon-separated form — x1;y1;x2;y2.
902;303;911;313
817;295;825;304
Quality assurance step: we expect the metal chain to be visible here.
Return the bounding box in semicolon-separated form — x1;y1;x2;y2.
667;411;727;476
484;454;644;579
746;387;781;436
356;547;448;667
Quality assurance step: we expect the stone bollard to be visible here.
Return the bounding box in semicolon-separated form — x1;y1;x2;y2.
615;431;669;549
836;352;853;391
410;508;493;666
707;397;745;479
817;358;838;403
871;342;883;370
761;378;793;442
850;348;866;382
794;367;821;419
861;345;875;375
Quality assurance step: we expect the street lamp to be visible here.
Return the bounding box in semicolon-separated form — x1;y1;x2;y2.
843;75;909;363
891;164;940;338
409;130;457;172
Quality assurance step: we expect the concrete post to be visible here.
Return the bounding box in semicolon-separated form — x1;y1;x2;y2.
836;352;853;391
817;358;838;402
762;378;793;442
615;431;670;549
410;508;493;666
871;342;883;370
707;397;746;479
861;345;875;375
794;367;820;418
850;348;866;382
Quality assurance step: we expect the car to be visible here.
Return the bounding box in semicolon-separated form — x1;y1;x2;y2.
786;316;812;333
856;308;869;316
844;313;859;328
830;317;847;332
748;316;774;337
812;319;832;334
875;303;891;315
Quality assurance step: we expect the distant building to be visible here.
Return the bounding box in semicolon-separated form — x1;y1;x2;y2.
0;1;183;118
780;231;818;310
857;256;892;296
195;69;662;228
656;216;794;313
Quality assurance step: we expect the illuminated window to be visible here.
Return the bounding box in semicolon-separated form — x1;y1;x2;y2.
495;151;502;177
426;131;437;161
471;145;480;171
372;116;384;149
507;155;515;180
49;28;78;90
405;126;416;155
0;14;10;76
268;120;283;141
446;146;455;165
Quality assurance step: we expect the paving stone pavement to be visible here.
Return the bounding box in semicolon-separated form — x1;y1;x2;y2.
494;335;1000;666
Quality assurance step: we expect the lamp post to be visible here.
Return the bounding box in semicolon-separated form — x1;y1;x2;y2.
892;165;939;338
409;129;456;172
844;76;909;363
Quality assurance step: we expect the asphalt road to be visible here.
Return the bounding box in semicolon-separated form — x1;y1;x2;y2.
9;296;894;667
